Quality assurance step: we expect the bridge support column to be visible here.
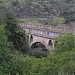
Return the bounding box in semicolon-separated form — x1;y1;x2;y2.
46;31;47;35
28;34;31;44
52;40;55;50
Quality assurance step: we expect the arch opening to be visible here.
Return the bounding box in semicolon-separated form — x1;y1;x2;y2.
48;40;53;46
31;42;49;51
31;42;47;49
30;42;49;57
30;35;33;43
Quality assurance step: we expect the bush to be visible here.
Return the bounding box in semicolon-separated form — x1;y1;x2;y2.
54;33;75;53
5;13;29;54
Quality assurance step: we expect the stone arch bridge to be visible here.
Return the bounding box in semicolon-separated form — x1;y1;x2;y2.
19;23;75;51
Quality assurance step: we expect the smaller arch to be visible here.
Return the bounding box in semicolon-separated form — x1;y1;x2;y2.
30;35;33;43
48;40;53;46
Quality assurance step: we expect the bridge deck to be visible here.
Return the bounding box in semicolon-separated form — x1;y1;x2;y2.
18;23;75;38
19;23;74;33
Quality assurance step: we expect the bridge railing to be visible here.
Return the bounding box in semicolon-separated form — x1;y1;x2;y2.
19;23;74;33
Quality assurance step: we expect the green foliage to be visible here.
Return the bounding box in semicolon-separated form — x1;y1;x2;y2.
1;0;75;26
5;14;29;54
54;33;75;53
0;24;18;75
0;1;75;75
0;5;29;54
0;23;75;75
52;17;65;25
11;51;75;75
0;24;11;63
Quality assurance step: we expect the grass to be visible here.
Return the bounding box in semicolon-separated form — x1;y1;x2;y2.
17;18;42;25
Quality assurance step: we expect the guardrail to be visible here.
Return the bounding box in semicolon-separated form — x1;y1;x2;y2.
19;23;74;33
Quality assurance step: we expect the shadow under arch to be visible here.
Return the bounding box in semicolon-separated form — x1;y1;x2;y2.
30;42;49;57
48;39;53;46
30;35;33;43
30;42;48;51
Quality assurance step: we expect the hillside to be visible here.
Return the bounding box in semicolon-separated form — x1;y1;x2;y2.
0;1;75;75
0;0;75;26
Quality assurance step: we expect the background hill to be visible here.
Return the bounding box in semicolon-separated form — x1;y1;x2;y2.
0;0;75;26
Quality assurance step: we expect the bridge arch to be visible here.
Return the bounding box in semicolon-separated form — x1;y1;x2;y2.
30;41;49;50
31;42;48;50
29;35;55;51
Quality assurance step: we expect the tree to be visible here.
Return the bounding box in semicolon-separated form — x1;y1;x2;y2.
0;5;29;53
54;33;75;53
0;24;24;75
0;24;15;75
5;13;29;54
52;17;65;26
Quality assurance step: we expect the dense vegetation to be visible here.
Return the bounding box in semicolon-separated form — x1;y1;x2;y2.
0;23;75;75
0;0;74;26
0;1;75;75
0;6;29;54
5;14;29;54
